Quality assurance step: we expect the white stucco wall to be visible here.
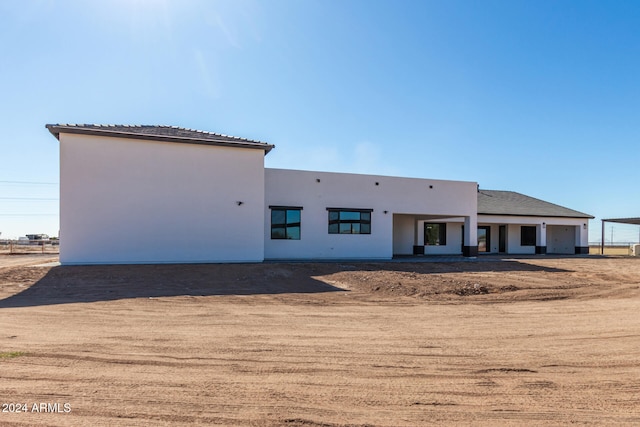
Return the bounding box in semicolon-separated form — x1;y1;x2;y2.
393;215;415;255
59;133;266;264
57;130;590;263
264;169;477;259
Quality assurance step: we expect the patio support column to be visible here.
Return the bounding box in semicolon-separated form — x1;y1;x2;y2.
536;223;547;254
463;216;478;257
413;218;424;255
575;223;589;254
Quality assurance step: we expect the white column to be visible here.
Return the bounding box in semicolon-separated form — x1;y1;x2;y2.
413;218;424;255
463;216;478;256
536;223;547;254
575;223;589;254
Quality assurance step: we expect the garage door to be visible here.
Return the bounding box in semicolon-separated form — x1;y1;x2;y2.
547;225;575;254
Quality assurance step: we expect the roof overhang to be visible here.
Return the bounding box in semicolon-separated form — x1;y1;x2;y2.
602;217;640;225
46;124;275;154
478;212;595;219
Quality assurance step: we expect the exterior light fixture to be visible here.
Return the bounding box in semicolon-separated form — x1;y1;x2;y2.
236;201;243;206
542;222;546;229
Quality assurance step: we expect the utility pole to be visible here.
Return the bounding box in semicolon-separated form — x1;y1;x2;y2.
611;226;614;247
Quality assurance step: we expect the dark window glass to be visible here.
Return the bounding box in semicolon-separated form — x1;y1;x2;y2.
327;209;372;234
271;208;301;240
424;223;447;245
340;211;360;221
271;227;286;239
286;226;300;240
286;210;300;224
521;226;536;246
271;210;285;225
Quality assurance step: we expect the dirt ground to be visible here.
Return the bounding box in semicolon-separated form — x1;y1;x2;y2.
0;254;639;426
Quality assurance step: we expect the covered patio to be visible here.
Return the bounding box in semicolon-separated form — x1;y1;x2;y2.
600;217;640;254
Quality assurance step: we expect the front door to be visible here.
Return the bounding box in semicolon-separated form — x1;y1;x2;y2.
478;226;491;253
499;225;506;253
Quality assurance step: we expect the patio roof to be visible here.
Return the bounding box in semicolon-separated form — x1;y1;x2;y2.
599;217;640;254
602;217;640;225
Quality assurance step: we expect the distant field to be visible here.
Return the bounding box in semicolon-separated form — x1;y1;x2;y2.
0;242;59;255
589;245;634;255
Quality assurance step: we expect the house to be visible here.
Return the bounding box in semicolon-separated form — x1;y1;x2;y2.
46;124;593;265
476;190;592;255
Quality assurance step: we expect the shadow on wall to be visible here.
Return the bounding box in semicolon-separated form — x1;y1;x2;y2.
0;260;570;308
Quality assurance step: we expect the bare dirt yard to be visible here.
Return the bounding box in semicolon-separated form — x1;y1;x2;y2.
0;254;639;426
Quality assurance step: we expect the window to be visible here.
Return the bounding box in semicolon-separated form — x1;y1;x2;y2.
521;226;536;246
424;223;446;245
327;208;372;234
270;206;302;240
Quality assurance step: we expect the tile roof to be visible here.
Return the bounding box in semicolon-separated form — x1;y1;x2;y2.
478;190;593;219
46;124;274;153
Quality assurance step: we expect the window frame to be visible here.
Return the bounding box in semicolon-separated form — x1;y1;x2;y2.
326;208;373;235
520;226;536;247
269;206;302;240
424;223;447;246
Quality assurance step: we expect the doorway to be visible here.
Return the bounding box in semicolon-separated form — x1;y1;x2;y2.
478;226;491;253
499;225;506;253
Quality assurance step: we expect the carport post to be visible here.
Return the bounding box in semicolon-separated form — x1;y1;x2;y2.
601;220;605;255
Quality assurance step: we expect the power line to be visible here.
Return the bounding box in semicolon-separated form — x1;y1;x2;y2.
0;197;58;201
0;180;58;185
0;214;58;216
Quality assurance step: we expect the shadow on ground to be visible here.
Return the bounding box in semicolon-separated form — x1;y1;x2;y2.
0;263;348;308
0;260;570;308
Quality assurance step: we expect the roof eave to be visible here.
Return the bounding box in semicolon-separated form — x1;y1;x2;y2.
478;212;595;219
45;124;275;154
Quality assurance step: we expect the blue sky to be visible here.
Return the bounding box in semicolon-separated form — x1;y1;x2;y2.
1;0;638;242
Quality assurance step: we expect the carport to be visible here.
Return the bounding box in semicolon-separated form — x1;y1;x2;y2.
600;217;640;254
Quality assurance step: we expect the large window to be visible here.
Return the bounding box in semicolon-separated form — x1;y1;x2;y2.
424;223;446;245
270;206;302;240
327;208;372;234
521;226;536;246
